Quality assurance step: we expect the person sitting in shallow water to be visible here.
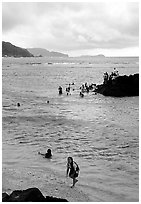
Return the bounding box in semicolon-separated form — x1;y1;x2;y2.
80;92;84;97
58;86;63;95
38;149;52;158
66;157;80;188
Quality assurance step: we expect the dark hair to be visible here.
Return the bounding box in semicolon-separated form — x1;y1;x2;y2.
68;157;74;169
68;156;73;163
47;149;51;154
17;102;20;107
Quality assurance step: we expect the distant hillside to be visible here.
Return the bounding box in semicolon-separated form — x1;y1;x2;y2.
27;48;69;57
2;41;34;57
79;54;105;58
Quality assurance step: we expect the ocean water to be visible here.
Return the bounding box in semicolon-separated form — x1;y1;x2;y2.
2;56;139;201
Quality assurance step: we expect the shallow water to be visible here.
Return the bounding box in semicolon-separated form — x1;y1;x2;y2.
2;56;139;201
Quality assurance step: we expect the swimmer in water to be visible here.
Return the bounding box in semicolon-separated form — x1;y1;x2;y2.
17;102;20;107
38;149;52;159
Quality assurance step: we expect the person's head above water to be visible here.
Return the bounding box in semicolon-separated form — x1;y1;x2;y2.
47;149;52;155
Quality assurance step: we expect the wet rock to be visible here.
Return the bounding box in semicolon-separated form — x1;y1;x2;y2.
2;187;68;202
5;188;45;202
2;193;10;202
96;73;139;97
45;195;68;202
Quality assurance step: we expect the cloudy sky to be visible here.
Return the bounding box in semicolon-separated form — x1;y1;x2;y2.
2;2;139;57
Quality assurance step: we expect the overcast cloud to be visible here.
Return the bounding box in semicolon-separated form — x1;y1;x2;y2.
2;2;139;56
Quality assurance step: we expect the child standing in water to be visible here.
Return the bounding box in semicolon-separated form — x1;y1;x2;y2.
66;157;80;188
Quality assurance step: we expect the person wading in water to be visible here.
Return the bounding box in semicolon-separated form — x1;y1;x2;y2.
66;157;80;188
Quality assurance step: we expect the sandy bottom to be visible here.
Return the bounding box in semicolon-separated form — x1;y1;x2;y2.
2;166;91;202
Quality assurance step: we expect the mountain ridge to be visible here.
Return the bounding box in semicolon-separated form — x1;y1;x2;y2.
2;41;107;58
78;54;105;58
2;41;69;58
2;41;34;57
27;48;69;57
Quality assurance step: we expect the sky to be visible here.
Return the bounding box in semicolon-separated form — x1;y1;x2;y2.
2;1;139;57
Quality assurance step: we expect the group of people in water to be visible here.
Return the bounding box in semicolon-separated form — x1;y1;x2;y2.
38;68;120;189
103;68;119;84
58;68;120;99
58;82;97;98
38;149;79;188
79;82;97;95
58;83;75;96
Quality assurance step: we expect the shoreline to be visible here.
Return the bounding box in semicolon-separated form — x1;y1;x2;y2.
2;166;91;202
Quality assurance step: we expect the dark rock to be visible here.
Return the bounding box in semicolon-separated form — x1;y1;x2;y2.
45;196;68;202
2;187;68;202
96;73;139;97
7;188;46;202
2;193;10;201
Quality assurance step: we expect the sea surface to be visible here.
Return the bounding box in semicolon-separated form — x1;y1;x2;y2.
2;56;139;201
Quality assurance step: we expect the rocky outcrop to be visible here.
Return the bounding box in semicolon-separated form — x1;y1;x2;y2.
95;73;139;97
2;187;68;202
2;41;34;57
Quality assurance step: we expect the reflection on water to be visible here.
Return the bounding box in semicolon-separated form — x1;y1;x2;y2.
2;57;139;201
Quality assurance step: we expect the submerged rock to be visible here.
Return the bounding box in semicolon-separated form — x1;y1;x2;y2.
2;187;68;202
96;73;139;97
